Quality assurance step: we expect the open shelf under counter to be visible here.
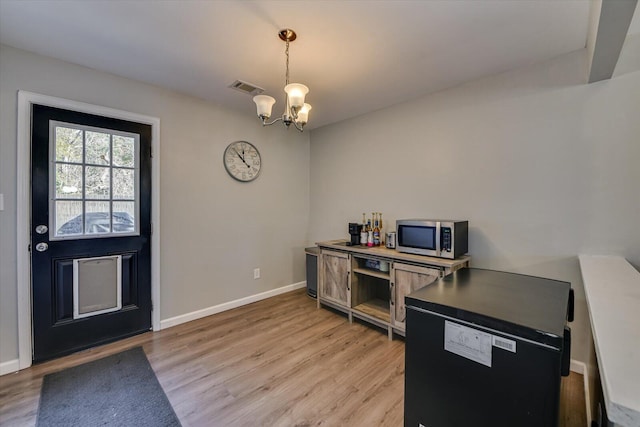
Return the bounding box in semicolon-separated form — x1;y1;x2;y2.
352;267;390;280
353;299;391;323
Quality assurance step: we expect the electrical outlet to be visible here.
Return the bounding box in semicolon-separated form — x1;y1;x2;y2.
254;268;260;279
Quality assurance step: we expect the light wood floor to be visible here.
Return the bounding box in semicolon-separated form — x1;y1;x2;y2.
0;289;586;426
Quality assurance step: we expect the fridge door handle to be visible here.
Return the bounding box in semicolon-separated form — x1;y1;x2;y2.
562;326;571;376
567;288;574;322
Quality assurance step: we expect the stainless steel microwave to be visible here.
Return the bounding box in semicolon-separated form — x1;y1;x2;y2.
396;219;468;259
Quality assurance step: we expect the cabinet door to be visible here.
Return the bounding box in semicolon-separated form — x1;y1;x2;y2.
320;250;350;307
392;263;441;330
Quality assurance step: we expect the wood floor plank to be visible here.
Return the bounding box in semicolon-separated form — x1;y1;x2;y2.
0;289;587;426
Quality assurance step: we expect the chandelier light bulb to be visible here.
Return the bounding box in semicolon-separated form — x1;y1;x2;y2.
253;95;276;119
297;103;312;125
284;83;309;110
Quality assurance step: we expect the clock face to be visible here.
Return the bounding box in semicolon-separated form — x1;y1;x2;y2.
223;141;261;182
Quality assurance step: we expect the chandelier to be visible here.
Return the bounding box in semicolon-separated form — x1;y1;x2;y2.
253;29;311;132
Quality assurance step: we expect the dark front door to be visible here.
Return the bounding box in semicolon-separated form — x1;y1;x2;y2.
31;104;152;362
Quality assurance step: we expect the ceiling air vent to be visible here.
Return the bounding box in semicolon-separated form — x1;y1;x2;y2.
228;80;264;96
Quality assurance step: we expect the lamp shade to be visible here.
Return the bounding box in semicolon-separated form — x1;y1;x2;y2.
297;103;312;124
253;95;276;118
284;83;309;109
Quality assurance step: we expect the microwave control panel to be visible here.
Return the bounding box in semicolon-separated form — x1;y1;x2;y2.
441;228;451;253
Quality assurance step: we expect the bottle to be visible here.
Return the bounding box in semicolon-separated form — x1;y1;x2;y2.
379;213;384;246
367;214;374;247
360;213;368;246
373;212;380;246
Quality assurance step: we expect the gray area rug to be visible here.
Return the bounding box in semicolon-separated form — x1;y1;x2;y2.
36;347;181;426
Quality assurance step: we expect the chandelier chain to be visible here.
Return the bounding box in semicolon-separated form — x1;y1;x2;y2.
285;40;290;86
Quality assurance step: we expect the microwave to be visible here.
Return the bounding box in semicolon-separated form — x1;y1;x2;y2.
396;219;468;259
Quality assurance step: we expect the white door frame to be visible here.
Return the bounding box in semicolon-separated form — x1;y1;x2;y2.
16;91;161;370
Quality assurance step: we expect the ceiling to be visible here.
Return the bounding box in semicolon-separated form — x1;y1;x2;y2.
0;1;638;130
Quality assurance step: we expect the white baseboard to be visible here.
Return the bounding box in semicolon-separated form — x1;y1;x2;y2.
571;359;585;374
160;281;307;330
570;359;592;427
0;359;20;376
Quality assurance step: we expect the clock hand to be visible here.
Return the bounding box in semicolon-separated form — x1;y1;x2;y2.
232;148;245;161
233;148;251;168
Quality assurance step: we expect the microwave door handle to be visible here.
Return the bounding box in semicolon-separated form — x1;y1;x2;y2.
435;222;441;257
567;288;575;322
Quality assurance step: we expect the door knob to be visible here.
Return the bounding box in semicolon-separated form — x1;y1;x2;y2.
35;225;48;234
35;242;48;252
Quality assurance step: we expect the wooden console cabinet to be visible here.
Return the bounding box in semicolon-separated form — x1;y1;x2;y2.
316;240;470;339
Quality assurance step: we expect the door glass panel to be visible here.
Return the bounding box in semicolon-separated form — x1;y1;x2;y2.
55;201;83;236
50;121;140;240
112;202;135;233
85;201;111;234
113;135;135;167
55;127;83;163
85;166;110;199
55;164;83;199
113;168;135;199
85;131;111;165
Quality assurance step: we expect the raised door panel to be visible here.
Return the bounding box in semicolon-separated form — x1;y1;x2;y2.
393;263;441;330
320;251;350;307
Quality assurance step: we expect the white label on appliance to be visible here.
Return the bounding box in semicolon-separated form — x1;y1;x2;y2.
444;320;492;367
492;335;517;353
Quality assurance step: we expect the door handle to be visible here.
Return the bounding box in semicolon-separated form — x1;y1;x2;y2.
35;242;49;252
390;282;395;305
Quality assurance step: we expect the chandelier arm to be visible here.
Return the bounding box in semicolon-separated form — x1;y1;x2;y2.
292;120;305;132
260;116;284;127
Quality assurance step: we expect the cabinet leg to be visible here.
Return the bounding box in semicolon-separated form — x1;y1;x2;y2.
388;326;393;341
348;311;353;323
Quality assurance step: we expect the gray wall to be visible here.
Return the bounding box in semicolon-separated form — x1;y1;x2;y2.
0;44;310;364
2;42;639;368
308;49;640;364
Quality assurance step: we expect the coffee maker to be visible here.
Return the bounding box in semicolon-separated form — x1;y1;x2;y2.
348;223;363;246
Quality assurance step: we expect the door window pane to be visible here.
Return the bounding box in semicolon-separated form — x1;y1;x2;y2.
51;121;139;240
113;135;135;167
113;202;135;233
85;201;111;234
55;127;83;163
55;201;83;236
85;131;110;165
55;164;83;199
113;168;135;199
85;166;110;199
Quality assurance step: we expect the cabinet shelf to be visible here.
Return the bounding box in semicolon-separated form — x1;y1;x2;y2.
353;299;391;323
352;267;390;280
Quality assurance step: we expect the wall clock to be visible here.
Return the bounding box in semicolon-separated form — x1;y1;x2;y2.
223;141;261;182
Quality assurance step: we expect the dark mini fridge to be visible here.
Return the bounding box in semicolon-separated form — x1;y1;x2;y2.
404;268;573;427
